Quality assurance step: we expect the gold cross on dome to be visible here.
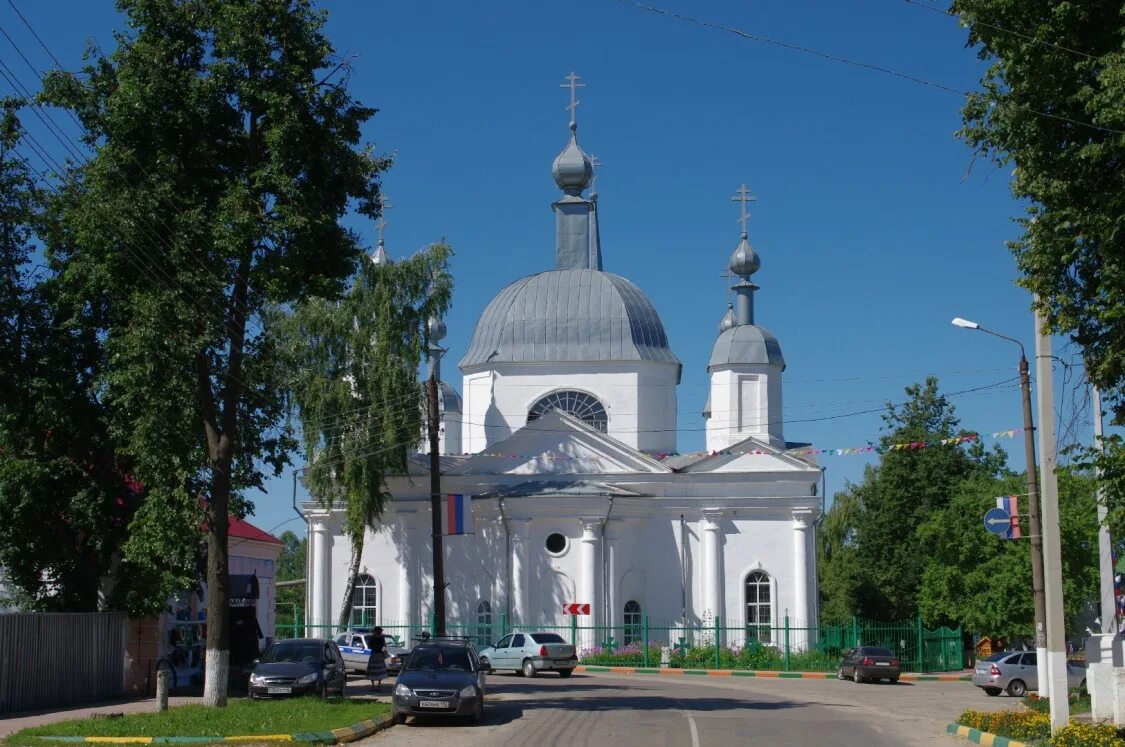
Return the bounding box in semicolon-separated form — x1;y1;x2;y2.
560;71;585;122
730;184;756;235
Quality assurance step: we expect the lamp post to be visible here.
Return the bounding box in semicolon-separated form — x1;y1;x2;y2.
426;316;448;636
951;317;1049;695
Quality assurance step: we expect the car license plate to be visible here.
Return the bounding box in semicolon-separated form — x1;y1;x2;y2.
418;700;449;709
554;660;571;667
875;662;889;666
267;686;292;694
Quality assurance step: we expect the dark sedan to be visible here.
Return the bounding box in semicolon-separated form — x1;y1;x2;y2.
837;646;901;683
248;638;346;698
392;639;485;725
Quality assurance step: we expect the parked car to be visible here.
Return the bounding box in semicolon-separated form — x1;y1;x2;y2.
392;637;486;725
972;651;1087;697
836;646;901;683
247;638;346;699
334;630;411;675
477;631;577;678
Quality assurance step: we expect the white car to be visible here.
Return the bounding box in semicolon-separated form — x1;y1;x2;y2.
334;631;410;675
476;631;577;678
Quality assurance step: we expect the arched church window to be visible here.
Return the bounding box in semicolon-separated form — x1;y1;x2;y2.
527;391;608;432
744;571;771;643
623;600;642;646
476;600;492;648
350;574;377;628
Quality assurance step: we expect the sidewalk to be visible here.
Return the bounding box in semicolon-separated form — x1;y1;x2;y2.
0;697;200;739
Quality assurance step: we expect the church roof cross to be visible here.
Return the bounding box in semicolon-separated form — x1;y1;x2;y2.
589;153;603;192
560;71;585;123
376;194;394;244
730;184;756;236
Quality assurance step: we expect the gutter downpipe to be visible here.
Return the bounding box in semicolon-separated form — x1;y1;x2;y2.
601;495;616;635
498;496;512;626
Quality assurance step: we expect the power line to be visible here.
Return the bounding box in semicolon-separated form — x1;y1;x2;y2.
614;0;1124;135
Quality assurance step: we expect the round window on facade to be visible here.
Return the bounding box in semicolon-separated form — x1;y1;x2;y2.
545;532;568;555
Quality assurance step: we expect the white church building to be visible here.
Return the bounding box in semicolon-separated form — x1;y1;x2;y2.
304;83;823;650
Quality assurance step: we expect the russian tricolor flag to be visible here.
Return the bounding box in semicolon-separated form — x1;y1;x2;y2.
996;495;1022;540
443;494;473;535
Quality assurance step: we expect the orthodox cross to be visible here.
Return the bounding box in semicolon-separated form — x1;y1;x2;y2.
560;71;585;122
673;637;691;657
376;194;394;244
730;184;756;235
601;635;616;653
589;154;603;192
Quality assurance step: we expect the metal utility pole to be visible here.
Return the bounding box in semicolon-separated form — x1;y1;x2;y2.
426;317;447;636
1034;306;1068;732
952;317;1048;695
1094;386;1116;635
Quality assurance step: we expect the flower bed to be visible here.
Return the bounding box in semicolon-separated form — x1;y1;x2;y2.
579;643;663;666
1050;722;1125;746
669;642;838;672
958;709;1050;742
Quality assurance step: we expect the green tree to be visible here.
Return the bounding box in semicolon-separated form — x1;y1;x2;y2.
954;0;1125;521
918;468;1098;639
818;377;1005;620
275;530;305;634
42;0;385;705
286;244;451;629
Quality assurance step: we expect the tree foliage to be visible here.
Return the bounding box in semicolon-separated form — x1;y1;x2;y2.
40;0;385;705
918;468;1099;639
955;0;1125;523
818;377;1006;622
275;530;305;631
286;244;452;628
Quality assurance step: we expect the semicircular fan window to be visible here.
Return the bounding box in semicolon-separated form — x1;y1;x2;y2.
527;391;608;433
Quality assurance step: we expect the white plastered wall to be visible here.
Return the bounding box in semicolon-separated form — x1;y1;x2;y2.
706;364;784;451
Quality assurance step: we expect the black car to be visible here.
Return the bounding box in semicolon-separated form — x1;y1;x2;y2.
837;646;901;683
392;638;485;725
248;638;347;698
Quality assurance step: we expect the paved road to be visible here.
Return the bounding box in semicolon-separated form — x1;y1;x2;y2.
360;671;1019;747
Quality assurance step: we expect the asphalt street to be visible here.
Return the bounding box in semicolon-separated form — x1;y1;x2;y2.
358;671;1020;746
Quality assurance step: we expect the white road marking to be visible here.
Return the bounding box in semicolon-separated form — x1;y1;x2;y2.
674;697;701;747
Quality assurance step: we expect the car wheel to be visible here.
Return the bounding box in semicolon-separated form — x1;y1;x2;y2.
558;669;573;678
393;712;408;726
853;668;863;684
1007;679;1027;697
837;667;845;681
889;677;899;684
984;687;1001;696
523;659;537;678
471;699;484;725
480;657;491;673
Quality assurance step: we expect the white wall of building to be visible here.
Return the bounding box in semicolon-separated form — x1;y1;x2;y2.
706;364;784;451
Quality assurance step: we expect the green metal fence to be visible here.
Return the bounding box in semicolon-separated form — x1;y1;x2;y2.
277;613;964;674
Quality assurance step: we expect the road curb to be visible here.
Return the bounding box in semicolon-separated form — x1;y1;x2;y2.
31;713;395;745
946;722;1029;747
574;665;971;681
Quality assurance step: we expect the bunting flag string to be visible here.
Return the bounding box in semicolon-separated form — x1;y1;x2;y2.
440;427;1024;462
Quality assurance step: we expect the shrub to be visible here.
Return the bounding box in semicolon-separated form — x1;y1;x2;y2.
958;709;1050;741
578;643;663;666
1050;722;1125;747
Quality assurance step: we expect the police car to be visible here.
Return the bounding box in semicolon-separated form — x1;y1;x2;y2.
334;630;410;675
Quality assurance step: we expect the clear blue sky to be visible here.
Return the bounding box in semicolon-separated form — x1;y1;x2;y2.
1;0;1105;541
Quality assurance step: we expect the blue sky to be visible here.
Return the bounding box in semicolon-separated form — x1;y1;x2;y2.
1;0;1105;540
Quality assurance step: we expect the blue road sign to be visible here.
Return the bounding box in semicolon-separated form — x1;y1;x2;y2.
984;507;1012;536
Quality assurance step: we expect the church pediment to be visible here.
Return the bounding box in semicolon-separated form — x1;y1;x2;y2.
446;409;672;476
670;435;820;475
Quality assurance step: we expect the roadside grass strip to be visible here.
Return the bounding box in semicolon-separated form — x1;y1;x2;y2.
574;665;971;681
946;723;1029;747
6;698;392;747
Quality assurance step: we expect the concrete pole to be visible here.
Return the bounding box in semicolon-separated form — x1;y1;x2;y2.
156;669;169;711
1094;386;1116;635
1034;306;1069;732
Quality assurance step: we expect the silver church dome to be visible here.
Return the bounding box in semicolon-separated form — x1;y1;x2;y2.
459;268;681;372
708;324;785;370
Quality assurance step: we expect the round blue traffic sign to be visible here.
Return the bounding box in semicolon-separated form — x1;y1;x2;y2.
983;507;1012;536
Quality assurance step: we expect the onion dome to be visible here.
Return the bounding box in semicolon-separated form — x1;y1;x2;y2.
370;241;392;266
718;303;736;333
552;122;593;196
729;234;760;277
427;315;447;342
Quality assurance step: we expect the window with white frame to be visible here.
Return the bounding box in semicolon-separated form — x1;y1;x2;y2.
476;600;492;648
744;571;771;642
623;600;642;646
350;574;377;628
527;390;608;432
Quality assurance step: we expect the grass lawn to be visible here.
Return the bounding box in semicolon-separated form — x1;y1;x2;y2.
6;697;390;746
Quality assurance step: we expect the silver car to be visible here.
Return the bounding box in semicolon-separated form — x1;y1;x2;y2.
972;651;1086;697
334;631;411;675
476;630;577;678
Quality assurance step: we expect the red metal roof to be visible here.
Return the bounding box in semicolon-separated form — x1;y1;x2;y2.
228;515;283;545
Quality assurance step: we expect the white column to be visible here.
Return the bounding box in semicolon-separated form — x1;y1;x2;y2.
605;521;619;640
311;520;331;634
701;510;724;643
792;510;812;651
579;518;603;650
398;522;417;633
509;519;530;626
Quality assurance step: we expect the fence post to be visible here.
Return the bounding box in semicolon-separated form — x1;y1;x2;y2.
851;615;859;648
570;615;577;647
643;616;650;668
784;612;791;672
500;612;508;637
916;615;924;673
714;615;721;669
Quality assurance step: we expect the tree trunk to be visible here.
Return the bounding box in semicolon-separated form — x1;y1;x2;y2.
203;482;231;707
336;533;364;629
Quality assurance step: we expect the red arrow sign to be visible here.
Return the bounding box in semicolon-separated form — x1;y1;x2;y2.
562;603;591;615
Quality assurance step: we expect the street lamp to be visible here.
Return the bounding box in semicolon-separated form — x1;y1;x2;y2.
951;317;1049;687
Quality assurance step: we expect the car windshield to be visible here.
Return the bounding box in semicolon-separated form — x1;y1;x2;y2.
406;647;473;672
261;642;321;664
860;647;893;657
530;633;565;644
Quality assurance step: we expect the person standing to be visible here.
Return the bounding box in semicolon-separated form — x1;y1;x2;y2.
366;627;388;690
